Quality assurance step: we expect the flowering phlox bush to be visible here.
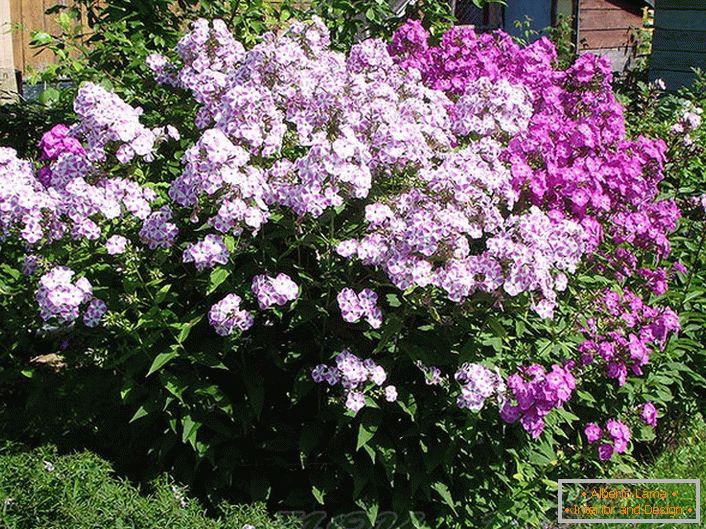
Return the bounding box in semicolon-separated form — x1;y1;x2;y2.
0;15;684;524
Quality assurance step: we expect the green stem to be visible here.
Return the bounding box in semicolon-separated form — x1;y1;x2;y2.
678;222;706;313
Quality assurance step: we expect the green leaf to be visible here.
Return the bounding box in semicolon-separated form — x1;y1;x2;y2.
386;293;401;307
432;481;457;514
398;395;417;420
311;486;325;505
129;405;149;423
146;350;178;376
181;415;200;447
38;87;60;105
356;420;378;451
243;372;265;419
355;495;379;525
30;31;53;45
207;267;230;294
154;283;171;304
175;315;202;344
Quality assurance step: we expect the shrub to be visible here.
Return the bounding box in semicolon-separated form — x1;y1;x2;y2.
0;15;698;529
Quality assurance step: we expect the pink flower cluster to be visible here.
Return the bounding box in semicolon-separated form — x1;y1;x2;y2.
311;350;395;413
500;363;576;439
336;288;383;328
208;293;254;336
578;289;680;386
584;419;631;461
251;273;299;310
386;19;682;440
388;20;679;299
35;267;105;326
641;402;658;427
37;124;85;186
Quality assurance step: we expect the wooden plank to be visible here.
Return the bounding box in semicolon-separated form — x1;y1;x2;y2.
581;0;622;10
580;8;643;30
657;0;706;10
8;0;21;72
652;28;706;53
581;0;641;12
44;0;63;38
579;28;636;49
655;9;706;31
20;0;57;72
651;49;706;73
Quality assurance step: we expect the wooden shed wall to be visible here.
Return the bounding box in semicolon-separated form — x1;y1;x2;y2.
8;0;83;74
578;0;644;50
650;0;706;90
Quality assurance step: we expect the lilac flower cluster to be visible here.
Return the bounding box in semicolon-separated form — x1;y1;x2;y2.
83;298;108;328
251;273;299;309
416;362;445;386
578;289;680;385
150;19;246;127
208;293;254;336
454;363;506;411
106;235;128;255
139;207;179;250
1;90;159;256
183;234;229;271
0;147;55;245
169;128;268;235
336;288;383;328
311;350;395;413
155;17;454;237
499;363;576;439
584;419;631;461
338;180;585;318
72;83;164;163
35;267;105;326
451;77;532;138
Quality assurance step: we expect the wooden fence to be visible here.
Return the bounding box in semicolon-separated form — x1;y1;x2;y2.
650;0;706;90
7;0;79;75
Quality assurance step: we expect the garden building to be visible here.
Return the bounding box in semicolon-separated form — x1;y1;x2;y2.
452;0;653;71
650;0;706;90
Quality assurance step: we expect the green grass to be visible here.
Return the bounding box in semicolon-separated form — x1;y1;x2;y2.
0;444;300;529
